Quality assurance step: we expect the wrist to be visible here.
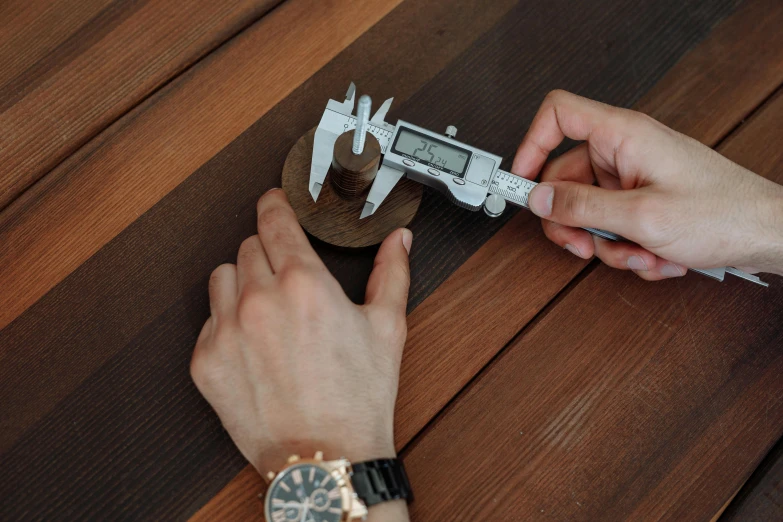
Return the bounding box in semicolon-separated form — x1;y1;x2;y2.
754;182;783;275
252;437;396;476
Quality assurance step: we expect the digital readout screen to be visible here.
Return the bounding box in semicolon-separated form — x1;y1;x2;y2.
392;128;470;175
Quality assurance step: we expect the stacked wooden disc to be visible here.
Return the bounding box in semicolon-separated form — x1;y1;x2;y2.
329;130;381;198
282;127;423;248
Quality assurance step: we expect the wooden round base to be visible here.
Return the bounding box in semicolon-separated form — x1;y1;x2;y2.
282;128;423;248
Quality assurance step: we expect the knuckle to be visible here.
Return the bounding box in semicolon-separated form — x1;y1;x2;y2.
277;265;324;303
563;184;592;222
545;89;568;105
209;263;232;289
257;205;293;231
236;286;270;324
190;349;214;389
369;308;408;345
390;314;408;341
631;196;667;242
387;259;410;284
237;236;261;262
257;188;287;208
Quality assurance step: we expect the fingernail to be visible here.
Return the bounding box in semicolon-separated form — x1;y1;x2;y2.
530;183;554;217
401;228;413;254
627;255;648;271
264;187;282;194
661;263;684;277
564;243;582;258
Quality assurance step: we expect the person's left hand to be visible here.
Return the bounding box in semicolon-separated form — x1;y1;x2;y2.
190;189;413;475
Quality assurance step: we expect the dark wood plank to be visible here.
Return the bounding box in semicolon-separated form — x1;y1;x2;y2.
0;0;283;210
402;89;783;521
721;437;783;521
0;0;514;332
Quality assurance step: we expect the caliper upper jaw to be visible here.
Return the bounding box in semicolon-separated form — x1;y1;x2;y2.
371;97;393;125
309;83;358;202
360;164;405;219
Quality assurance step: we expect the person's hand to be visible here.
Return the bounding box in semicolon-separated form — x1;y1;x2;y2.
512;90;783;279
190;189;412;477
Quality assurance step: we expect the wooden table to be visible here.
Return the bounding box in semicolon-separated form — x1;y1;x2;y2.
1;0;782;519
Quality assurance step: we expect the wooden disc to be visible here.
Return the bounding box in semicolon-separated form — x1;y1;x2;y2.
282;128;423;248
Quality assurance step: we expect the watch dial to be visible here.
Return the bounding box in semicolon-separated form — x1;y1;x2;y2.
266;463;344;522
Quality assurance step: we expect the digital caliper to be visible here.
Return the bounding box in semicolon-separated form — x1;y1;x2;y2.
308;83;768;287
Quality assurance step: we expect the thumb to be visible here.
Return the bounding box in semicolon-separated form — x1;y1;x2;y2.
365;228;412;314
528;181;636;235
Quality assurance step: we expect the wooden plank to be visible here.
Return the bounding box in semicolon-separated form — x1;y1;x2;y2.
721;438;783;521
0;0;112;86
0;0;284;210
0;0;528;518
190;2;783;517
0;0;515;332
0;0;520;455
0;0;767;519
402;89;783;521
634;0;783;145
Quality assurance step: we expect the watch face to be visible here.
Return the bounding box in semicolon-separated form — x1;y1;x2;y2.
265;463;344;522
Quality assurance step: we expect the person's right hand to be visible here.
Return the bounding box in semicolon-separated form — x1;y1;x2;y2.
511;90;783;280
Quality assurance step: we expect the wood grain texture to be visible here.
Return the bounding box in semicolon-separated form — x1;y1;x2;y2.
402;89;783;522
0;0;525;518
0;0;521;458
191;2;783;517
0;0;283;210
635;0;783;144
283;128;423;248
0;0;408;331
721;437;783;521
0;0;773;519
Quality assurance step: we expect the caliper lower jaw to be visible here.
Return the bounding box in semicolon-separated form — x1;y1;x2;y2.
360;164;405;219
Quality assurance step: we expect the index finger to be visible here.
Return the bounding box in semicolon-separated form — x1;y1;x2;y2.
256;189;322;273
511;90;623;179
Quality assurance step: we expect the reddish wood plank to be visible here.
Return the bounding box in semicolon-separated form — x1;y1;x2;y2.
0;0;410;331
0;0;112;85
403;89;783;521
0;0;283;210
190;2;783;516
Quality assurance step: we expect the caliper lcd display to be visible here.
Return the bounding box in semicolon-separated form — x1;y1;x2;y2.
391;126;471;177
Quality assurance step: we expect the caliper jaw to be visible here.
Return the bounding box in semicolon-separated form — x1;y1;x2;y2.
360;164;405;219
309;84;396;202
309;83;357;201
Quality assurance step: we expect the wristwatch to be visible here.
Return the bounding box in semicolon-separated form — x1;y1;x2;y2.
263;451;413;522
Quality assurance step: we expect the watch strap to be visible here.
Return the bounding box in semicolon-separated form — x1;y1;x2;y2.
350;458;413;507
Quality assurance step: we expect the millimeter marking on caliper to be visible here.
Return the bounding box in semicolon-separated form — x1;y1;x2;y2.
307;83;768;287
